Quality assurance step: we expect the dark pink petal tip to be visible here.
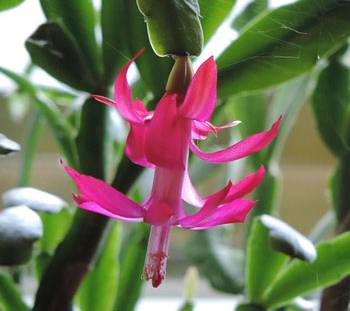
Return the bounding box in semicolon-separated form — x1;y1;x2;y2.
131;48;145;61
114;49;148;124
180;56;217;122
224;165;265;203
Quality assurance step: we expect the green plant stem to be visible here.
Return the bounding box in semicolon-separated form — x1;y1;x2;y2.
320;153;350;311
19;110;43;186
111;155;144;191
33;99;144;311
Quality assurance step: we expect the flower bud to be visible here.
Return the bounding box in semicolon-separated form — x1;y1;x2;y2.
136;0;203;57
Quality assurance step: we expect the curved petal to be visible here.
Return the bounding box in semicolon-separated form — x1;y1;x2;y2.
178;166;264;229
92;96;151;123
181;169;204;207
182;166;265;210
192;120;241;140
126;122;155;168
114;49;147;124
177;182;232;227
62;163;144;221
186;199;256;230
190;116;282;163
145;94;191;169
179;57;217;121
73;195;143;222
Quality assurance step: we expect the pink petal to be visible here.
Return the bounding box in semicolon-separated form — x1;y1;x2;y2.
188;199;256;230
179;57;217;121
73;195;143;222
134;98;151;119
190;116;283;163
191;121;216;140
145;94;191;170
92;95;151;123
192;120;241;140
177;167;265;228
224;166;265;203
182;166;264;209
114;49;147;124
126;122;155;168
62;163;144;221
177;182;232;227
181;169;204;207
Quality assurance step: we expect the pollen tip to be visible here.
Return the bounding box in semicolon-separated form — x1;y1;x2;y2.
152;271;164;288
143;266;165;288
143;251;168;288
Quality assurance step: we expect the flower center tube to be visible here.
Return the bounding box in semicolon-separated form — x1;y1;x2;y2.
143;55;193;287
143;160;188;287
144;224;171;287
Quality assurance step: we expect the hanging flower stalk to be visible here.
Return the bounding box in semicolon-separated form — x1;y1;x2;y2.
62;49;282;287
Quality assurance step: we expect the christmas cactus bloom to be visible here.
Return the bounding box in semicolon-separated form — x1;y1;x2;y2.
63;50;282;287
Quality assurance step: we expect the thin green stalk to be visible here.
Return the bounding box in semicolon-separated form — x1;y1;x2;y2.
19;111;43;186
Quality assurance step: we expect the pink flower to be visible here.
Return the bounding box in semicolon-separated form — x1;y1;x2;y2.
63;50;282;287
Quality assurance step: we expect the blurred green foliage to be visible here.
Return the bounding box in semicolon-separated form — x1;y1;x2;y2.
0;0;25;11
0;0;349;310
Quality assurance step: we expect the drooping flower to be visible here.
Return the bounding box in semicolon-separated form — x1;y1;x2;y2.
63;49;282;288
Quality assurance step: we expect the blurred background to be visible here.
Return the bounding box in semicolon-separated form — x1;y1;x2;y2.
0;0;342;309
0;0;334;232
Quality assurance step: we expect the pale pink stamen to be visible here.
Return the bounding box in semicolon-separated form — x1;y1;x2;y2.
142;154;189;287
143;225;171;287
